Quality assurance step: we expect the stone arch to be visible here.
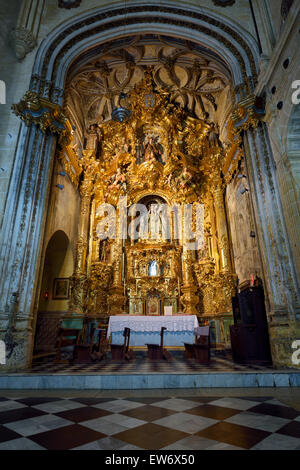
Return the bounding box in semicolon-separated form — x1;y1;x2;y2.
31;2;260;103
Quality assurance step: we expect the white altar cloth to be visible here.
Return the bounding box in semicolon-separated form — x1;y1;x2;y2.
107;315;199;347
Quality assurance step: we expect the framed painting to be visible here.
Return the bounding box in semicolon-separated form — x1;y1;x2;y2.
53;278;70;300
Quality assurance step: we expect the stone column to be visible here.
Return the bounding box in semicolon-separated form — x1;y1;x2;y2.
243;122;300;367
0;124;56;370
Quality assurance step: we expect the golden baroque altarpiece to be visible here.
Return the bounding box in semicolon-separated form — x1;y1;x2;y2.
57;71;238;320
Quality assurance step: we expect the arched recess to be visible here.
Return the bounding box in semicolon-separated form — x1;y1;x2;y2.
33;230;73;355
0;2;264;369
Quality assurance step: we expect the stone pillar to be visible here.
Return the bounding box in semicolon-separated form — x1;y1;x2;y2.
213;184;231;272
0;124;56;370
243;122;300;367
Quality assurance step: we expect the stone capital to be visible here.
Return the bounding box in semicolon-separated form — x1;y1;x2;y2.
10;27;37;60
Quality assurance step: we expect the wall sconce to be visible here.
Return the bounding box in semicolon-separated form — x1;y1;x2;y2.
44;290;49;301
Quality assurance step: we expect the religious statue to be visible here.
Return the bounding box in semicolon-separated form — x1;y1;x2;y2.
118;136;130;155
142;135;163;163
99;239;110;262
177;166;193;190
107;167;127;192
86;123;102;156
207;123;223;149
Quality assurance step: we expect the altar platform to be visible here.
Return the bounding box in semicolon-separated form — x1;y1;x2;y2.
1;351;299;390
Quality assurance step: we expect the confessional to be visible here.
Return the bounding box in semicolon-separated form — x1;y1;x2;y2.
110;327;135;361
184;326;210;364
230;284;272;364
146;326;172;360
55;328;81;363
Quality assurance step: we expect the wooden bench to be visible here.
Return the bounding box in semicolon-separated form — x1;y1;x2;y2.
110;327;135;361
146;327;172;361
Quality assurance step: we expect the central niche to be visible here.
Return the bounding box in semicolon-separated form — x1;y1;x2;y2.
136;194;169;242
148;260;158;276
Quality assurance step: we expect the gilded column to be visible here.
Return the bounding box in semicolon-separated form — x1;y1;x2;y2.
180;206;198;315
108;205;126;315
69;158;94;314
213;183;231;272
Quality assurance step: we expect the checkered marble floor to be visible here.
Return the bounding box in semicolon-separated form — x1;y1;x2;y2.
24;352;277;375
0;396;299;450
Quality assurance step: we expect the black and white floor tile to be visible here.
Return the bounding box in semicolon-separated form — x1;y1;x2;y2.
0;396;299;450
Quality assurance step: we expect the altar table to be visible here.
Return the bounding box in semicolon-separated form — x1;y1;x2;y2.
107;315;199;347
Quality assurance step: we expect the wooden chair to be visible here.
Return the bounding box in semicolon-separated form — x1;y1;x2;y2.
146;327;172;361
110;327;135;361
55;328;81;363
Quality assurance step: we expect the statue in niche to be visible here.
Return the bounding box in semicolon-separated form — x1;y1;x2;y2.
107;167;127;192
86;123;102;157
148;204;163;239
99;239;110;262
207;123;223;149
142;135;164;164
149;260;158;276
